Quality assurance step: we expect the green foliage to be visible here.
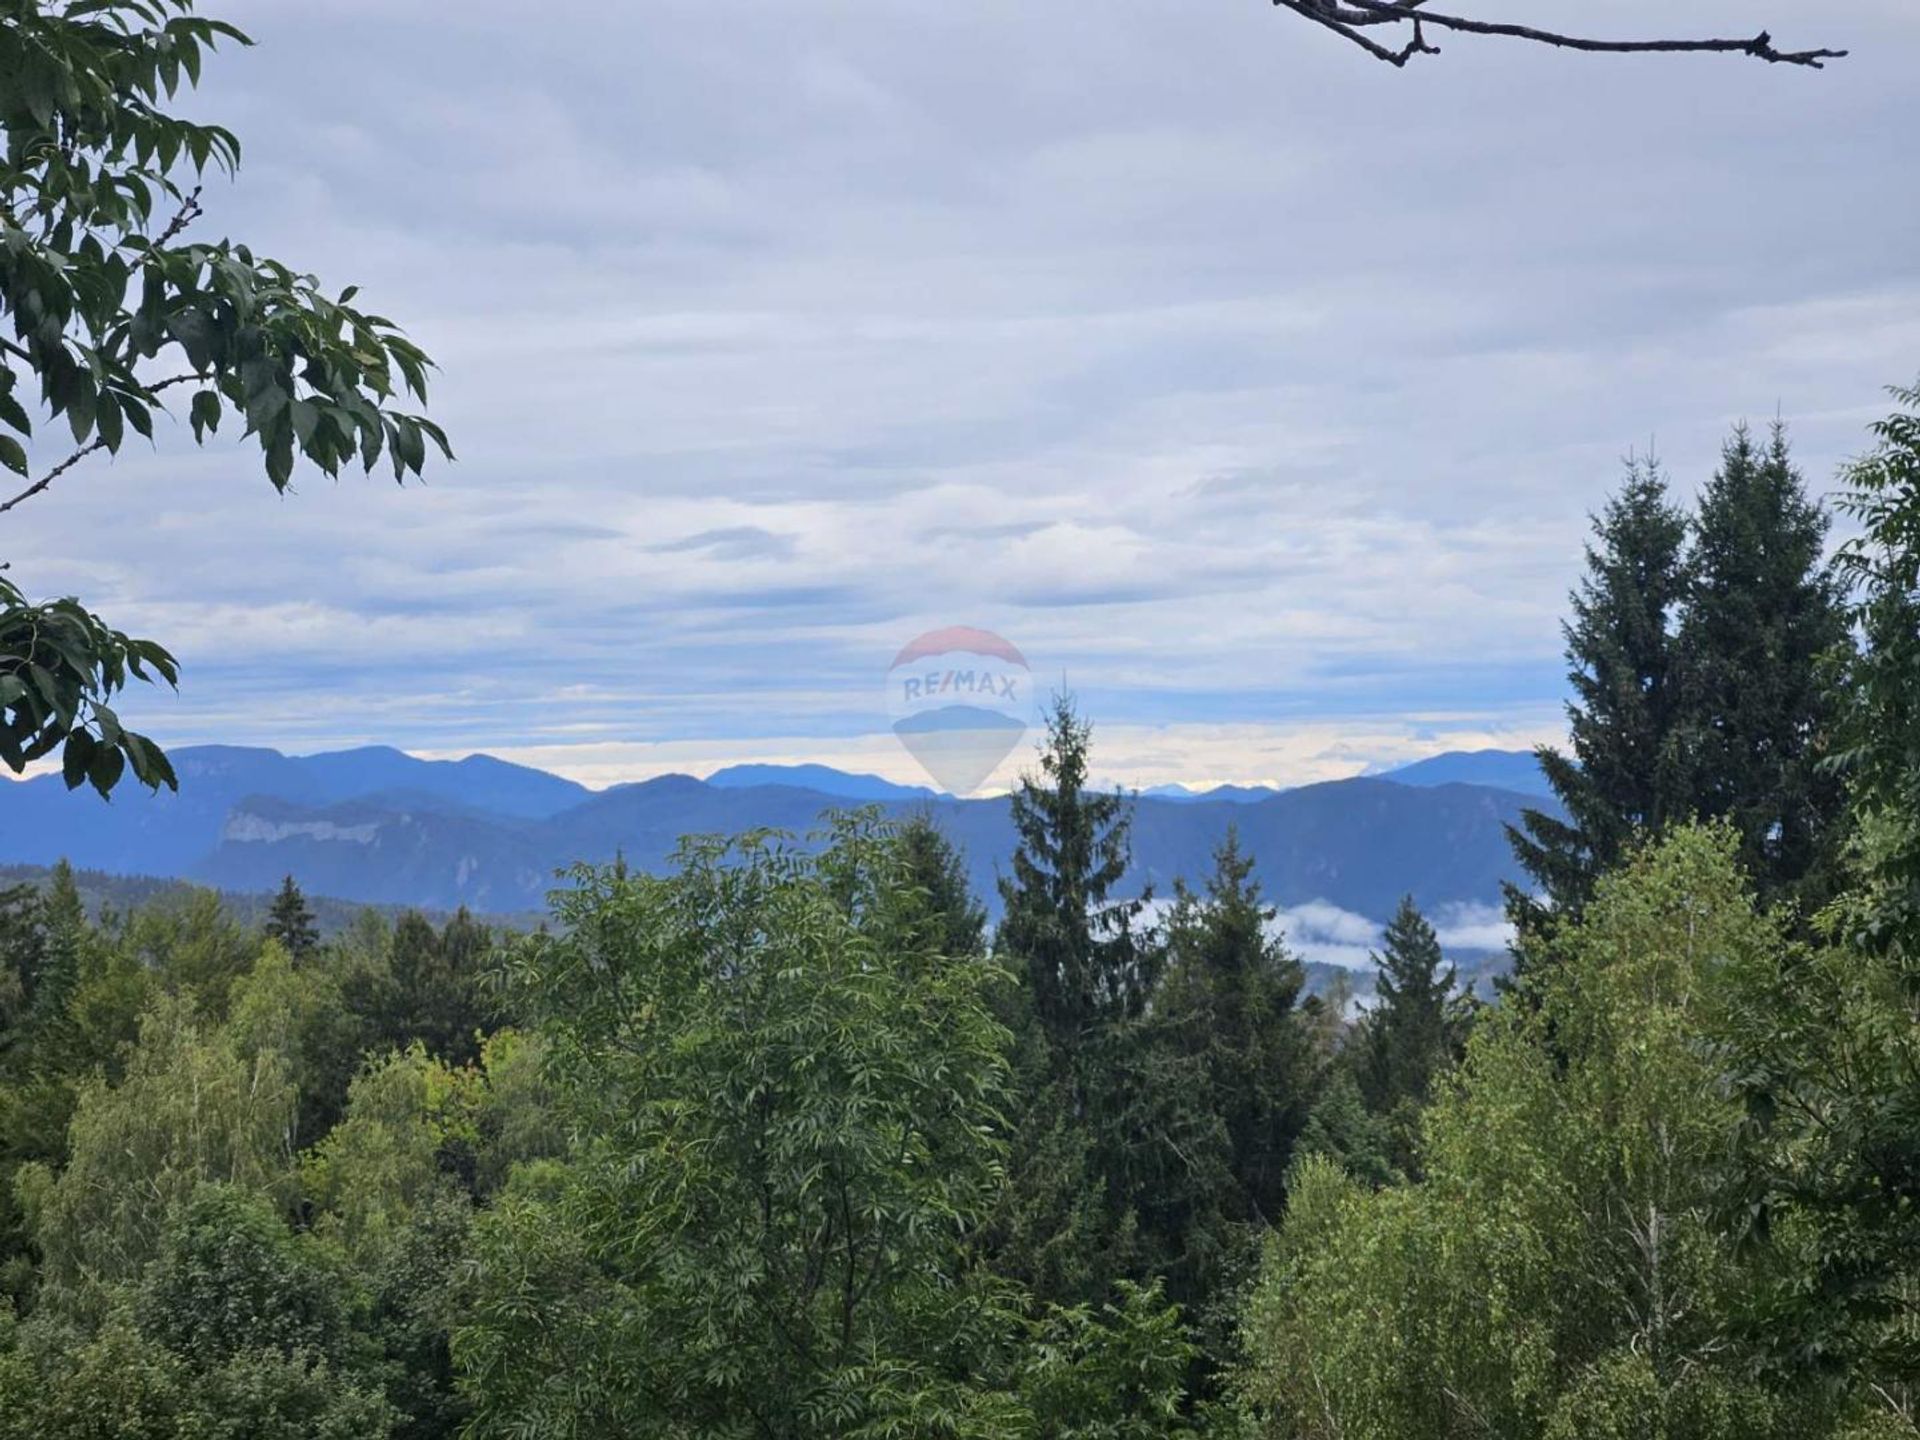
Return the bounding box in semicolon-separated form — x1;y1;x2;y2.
1681;422;1851;912
18;992;296;1309
381;908;495;1066
1712;858;1920;1401
1834;379;1920;962
1510;457;1693;933
895;810;989;959
994;699;1185;1311
1351;894;1469;1175
226;937;361;1147
124;885;261;1019
999;695;1157;1055
1291;1069;1398;1189
1238;829;1861;1439
460;817;1028;1436
1358;897;1456;1112
1158;830;1314;1227
302;1044;477;1265
264;874;318;961
0;575;176;792
133;1182;356;1369
1017;1282;1200;1439
0;0;448;794
0;1306;396;1440
1510;431;1853;958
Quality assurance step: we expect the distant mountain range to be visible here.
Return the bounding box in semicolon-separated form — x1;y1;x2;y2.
1371;747;1554;799
0;745;1555;961
705;763;938;802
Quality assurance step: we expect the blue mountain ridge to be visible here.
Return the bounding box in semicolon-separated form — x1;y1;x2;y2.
705;763;938;802
0;745;1555;950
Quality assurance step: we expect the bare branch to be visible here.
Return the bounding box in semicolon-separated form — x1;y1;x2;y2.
0;376;208;518
0;440;106;518
147;372;210;394
1271;1;1846;70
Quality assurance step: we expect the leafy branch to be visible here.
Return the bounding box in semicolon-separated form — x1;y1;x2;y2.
0;0;453;796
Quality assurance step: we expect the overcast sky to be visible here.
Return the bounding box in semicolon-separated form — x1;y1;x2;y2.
9;0;1918;790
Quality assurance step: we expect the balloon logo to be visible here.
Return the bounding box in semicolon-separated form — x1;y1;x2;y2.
886;627;1031;795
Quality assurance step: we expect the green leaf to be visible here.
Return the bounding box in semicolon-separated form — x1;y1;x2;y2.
0;436;25;477
88;742;125;798
62;730;98;791
96;393;125;452
0;392;30;437
190;389;220;441
66;381;97;447
265;434;294;491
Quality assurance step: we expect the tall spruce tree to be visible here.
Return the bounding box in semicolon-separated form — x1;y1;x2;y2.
264;874;320;962
1509;458;1693;937
27;861;87;1036
991;698;1180;1309
1679;421;1851;912
997;695;1154;1059
0;885;48;1049
1359;896;1457;1118
1158;829;1314;1226
385;908;494;1067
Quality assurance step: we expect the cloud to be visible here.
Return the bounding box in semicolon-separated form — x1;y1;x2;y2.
5;0;1916;780
649;526;799;562
1433;902;1517;956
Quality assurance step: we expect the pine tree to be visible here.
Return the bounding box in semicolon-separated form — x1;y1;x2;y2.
0;885;48;1048
1680;421;1851;912
1359;896;1457;1120
26;860;87;1034
385;908;493;1066
892;813;987;958
264;874;320;962
1158;828;1314;1225
997;694;1154;1059
1509;458;1693;937
991;698;1172;1310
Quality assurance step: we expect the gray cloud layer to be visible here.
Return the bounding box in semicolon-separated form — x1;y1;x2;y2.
7;0;1917;784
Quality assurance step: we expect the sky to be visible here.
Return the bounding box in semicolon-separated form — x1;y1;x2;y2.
7;0;1919;792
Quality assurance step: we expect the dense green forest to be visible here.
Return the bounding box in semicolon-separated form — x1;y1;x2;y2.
1;393;1918;1436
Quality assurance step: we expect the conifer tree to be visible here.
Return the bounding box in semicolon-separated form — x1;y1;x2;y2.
1680;421;1851;911
385;909;493;1066
1509;458;1693;935
1359;896;1457;1119
997;695;1154;1059
1159;829;1313;1224
264;874;320;962
992;698;1176;1309
0;885;48;1045
27;860;87;1035
893;813;987;958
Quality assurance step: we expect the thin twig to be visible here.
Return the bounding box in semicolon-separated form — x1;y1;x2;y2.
152;184;203;248
0;440;106;517
0;374;210;517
